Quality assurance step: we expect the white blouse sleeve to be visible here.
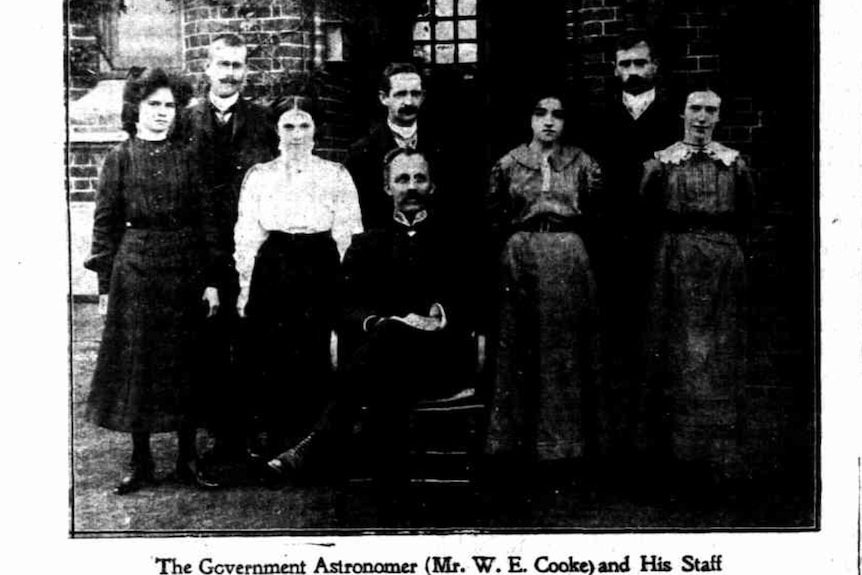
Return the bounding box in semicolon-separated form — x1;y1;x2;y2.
330;163;364;260
234;165;270;302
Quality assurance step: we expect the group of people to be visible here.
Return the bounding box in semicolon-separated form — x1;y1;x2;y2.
84;31;754;500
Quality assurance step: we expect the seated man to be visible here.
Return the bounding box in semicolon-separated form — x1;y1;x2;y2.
265;148;477;483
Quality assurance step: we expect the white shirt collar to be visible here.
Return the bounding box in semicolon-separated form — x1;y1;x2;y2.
393;209;428;231
388;120;418;147
622;88;656;120
209;91;240;113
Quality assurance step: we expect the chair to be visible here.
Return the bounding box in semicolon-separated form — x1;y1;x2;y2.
348;335;487;487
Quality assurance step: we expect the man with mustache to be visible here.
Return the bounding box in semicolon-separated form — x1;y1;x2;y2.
583;34;679;485
178;33;278;470
345;63;449;231
264;149;477;495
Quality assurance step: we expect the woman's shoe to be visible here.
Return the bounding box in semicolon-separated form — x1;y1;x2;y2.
115;462;156;495
173;458;222;490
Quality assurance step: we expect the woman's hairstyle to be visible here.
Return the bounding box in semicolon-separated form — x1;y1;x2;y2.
273;94;319;122
121;67;191;137
526;90;571;138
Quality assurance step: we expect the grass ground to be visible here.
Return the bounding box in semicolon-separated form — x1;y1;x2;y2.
71;303;814;535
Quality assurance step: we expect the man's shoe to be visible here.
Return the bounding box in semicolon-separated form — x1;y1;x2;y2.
262;431;318;488
115;462;156;495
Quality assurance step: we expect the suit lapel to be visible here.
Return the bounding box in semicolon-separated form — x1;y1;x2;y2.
232;99;247;142
193;101;217;141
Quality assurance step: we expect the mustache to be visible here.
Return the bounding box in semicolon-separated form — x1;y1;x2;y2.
622;75;647;86
398;105;419;115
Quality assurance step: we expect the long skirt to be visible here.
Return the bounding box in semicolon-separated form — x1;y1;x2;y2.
642;230;747;471
87;228;205;432
486;231;601;461
243;231;339;444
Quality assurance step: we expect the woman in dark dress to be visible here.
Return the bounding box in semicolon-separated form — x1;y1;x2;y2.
639;89;754;483
233;96;362;461
84;68;222;494
484;93;603;478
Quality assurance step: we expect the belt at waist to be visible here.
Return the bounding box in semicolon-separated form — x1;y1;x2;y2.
660;213;738;233
124;223;195;233
517;214;584;233
265;230;333;244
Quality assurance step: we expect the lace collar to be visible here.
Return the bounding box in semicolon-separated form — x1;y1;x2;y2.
654;141;740;167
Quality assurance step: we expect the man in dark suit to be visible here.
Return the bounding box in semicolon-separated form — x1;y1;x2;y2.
584;34;679;474
178;33;278;466
265;148;476;485
344;63;451;231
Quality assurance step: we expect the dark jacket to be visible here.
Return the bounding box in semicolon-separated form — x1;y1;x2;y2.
177;97;278;290
584;93;680;233
339;215;475;342
344;122;449;231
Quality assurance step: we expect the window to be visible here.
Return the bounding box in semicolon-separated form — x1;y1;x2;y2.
412;0;479;65
98;0;183;73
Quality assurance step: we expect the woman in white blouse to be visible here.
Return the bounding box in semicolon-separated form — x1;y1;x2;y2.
234;95;363;461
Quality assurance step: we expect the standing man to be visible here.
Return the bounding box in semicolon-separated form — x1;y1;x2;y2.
585;34;679;477
345;63;450;231
179;33;278;467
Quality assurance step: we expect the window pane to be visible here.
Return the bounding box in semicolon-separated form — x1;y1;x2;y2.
458;43;478;63
458;19;477;39
113;0;182;69
458;0;477;16
416;0;431;17
435;43;455;64
435;21;454;41
435;0;454;17
413;21;431;41
413;44;432;63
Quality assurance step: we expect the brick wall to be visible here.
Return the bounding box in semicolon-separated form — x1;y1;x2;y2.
69;143;114;202
564;0;812;474
182;0;313;96
68;15;102;100
181;0;360;160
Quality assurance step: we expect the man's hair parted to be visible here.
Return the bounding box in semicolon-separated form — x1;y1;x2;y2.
209;33;247;58
379;62;422;94
614;32;657;59
382;147;432;185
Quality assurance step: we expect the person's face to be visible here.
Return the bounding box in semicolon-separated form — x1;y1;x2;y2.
379;72;424;127
683;91;721;145
614;42;657;95
137;87;176;135
386;153;433;216
530;97;565;145
206;43;247;98
277;108;315;154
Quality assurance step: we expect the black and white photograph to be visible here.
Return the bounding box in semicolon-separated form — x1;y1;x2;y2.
62;0;826;537
9;0;862;569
